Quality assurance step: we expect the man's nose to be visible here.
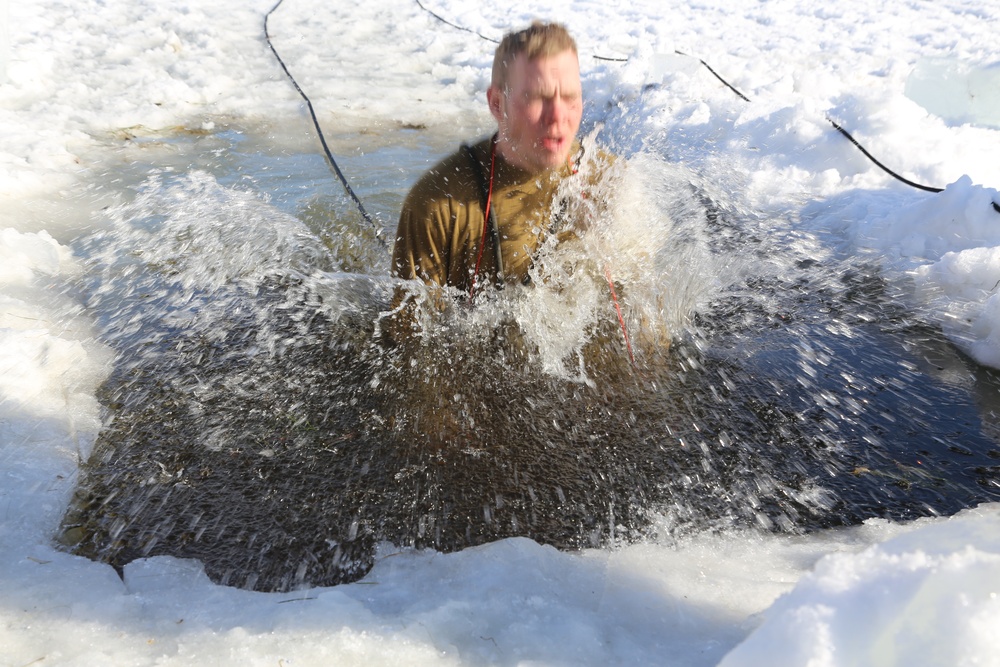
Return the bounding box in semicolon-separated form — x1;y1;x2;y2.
546;97;567;125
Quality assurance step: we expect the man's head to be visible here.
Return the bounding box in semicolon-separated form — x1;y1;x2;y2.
488;22;583;173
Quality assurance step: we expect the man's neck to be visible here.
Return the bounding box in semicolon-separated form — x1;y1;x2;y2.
493;139;562;179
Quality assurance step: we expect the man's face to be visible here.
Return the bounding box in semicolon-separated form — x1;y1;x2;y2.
489;49;583;173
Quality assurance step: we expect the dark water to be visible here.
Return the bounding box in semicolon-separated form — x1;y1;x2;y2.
59;126;1000;591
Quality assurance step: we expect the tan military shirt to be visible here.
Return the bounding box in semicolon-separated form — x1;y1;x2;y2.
391;137;586;293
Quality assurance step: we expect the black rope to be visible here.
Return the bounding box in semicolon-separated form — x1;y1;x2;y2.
414;0;498;43
411;3;753;99
264;0;388;249
705;69;992;208
413;0;628;62
827;119;943;193
647;50;952;197
673;50;750;102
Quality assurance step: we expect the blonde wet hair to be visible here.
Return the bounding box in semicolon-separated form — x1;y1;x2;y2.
491;21;578;89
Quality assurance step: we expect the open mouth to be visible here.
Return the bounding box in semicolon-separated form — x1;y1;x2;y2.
540;136;566;153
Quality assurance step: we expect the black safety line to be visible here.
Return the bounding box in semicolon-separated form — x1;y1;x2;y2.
414;0;498;43
264;0;389;249
827;119;942;193
673;50;751;102
413;0;627;62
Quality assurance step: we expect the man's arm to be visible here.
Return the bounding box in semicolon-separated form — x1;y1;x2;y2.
391;190;452;287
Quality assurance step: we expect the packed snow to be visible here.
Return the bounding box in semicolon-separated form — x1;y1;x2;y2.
2;0;1000;665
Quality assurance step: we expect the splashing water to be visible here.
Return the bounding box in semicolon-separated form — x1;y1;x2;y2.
60;132;1000;591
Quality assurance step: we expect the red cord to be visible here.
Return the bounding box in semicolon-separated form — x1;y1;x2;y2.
605;266;636;367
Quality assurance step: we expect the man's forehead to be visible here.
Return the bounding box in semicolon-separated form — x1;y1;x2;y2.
509;50;581;88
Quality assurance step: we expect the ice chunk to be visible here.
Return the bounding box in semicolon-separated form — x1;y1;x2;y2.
905;59;1000;130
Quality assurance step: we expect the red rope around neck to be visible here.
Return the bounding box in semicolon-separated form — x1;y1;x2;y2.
469;138;498;302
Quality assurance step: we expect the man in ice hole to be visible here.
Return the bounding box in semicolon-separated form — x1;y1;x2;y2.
386;21;612;342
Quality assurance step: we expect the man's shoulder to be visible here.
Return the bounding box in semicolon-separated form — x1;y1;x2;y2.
404;138;490;208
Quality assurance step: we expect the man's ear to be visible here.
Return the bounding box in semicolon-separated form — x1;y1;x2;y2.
487;86;504;123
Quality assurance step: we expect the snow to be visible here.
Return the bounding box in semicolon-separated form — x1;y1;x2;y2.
2;0;1000;664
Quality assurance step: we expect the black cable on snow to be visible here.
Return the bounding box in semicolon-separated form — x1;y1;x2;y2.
414;0;499;44
413;0;628;62
673;50;751;102
264;0;388;249
827;119;943;193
